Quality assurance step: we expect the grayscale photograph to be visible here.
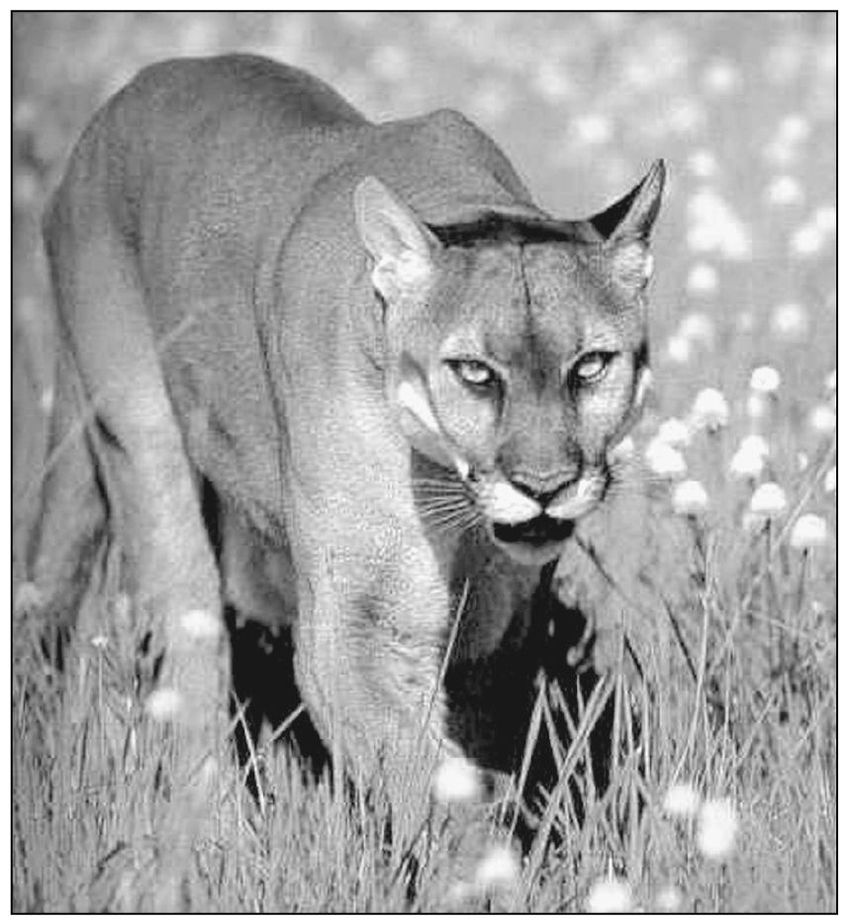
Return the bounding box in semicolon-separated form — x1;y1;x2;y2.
11;11;836;912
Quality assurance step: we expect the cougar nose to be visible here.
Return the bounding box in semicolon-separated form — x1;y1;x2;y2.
509;470;573;506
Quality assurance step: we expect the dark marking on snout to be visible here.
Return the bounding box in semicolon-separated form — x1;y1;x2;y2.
508;469;576;506
493;515;576;546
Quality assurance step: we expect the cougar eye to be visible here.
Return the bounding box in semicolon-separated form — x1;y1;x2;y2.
448;359;497;388
571;351;616;387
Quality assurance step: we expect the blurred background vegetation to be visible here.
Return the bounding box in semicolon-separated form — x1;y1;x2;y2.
12;9;835;559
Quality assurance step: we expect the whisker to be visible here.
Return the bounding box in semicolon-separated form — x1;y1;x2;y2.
419;506;481;532
411;484;467;496
417;499;473;514
410;478;466;489
456;512;485;536
414;493;469;505
416;492;473;507
416;497;470;512
422;507;470;521
411;477;463;484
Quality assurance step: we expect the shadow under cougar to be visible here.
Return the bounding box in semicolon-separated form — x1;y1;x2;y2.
226;558;615;848
443;558;615;846
226;606;331;794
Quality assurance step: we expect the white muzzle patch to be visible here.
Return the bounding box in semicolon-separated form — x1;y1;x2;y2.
545;474;602;520
486;480;542;525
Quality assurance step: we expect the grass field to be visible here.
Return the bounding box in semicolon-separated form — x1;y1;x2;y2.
11;12;836;912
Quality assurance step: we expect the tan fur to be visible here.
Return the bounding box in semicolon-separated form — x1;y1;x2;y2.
29;55;664;808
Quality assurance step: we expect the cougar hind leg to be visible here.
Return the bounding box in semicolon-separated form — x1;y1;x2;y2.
38;191;234;901
20;344;108;667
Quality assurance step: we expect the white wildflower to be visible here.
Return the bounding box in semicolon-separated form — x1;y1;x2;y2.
447;880;475;906
645;439;687;478
686;263;719;296
686;188;752;260
746;392;769;421
729;446;765;481
764;175;803;206
749;482;788;518
575;113;613;146
697;797;739;860
656;885;682;912
703;59;740;95
672;479;709;516
771;302;809;341
824;465;836;494
791;223;824;257
473;844;520;891
740;434;770;460
813;204;836;234
678;311;716;347
668;98;704;134
730;434;770;480
691;387;730;431
145;688;183;722
687;149;717;179
433;756;480;804
789;514;828;550
749;365;781;395
533;60;571;102
778;113;811;144
663;781;701;818
90;635;109;651
656;418;691;448
587;876;633;913
665;335;692;364
809;404;836;434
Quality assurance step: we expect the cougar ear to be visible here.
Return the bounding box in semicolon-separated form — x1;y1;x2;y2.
354;176;438;302
586;159;666;242
583;160;665;291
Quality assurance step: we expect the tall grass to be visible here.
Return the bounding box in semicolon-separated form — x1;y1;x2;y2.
13;424;836;910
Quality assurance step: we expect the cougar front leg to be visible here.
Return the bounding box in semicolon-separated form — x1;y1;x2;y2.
293;549;470;824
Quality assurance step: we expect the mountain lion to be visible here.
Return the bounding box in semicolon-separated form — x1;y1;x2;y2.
27;54;664;815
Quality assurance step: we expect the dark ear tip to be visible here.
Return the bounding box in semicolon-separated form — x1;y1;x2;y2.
648;159;666;193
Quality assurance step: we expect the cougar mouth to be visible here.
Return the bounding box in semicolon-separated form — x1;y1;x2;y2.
492;515;576;547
